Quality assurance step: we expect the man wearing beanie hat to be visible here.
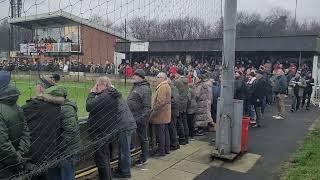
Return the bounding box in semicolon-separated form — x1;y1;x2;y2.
133;69;146;79
127;69;151;166
0;71;30;178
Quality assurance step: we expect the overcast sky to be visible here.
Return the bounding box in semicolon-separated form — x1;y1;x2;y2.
1;0;320;24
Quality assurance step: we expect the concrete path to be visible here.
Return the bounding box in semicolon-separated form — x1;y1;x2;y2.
126;105;320;180
128;140;215;180
195;105;320;180
126;139;262;180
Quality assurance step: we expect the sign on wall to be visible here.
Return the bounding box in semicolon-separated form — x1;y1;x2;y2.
20;43;79;54
28;43;36;52
20;44;28;53
130;42;149;52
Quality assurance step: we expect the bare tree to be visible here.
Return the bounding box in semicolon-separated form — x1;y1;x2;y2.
107;6;320;41
264;7;290;35
89;14;104;26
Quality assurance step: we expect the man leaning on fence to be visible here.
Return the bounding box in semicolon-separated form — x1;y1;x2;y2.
22;74;67;180
39;85;81;180
0;71;30;179
86;77;124;180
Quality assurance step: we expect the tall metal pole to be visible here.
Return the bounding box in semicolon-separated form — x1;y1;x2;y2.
10;0;15;51
124;19;127;40
10;0;22;51
124;19;127;88
298;51;302;69
218;0;237;155
294;0;298;26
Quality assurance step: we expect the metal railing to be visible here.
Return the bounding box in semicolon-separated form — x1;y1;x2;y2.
19;42;80;54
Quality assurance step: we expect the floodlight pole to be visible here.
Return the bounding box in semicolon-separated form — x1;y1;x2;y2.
10;0;22;51
217;0;237;156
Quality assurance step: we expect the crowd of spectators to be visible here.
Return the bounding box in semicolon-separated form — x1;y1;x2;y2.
0;59;117;74
119;55;311;80
0;53;316;179
23;36;73;44
0;55;312;81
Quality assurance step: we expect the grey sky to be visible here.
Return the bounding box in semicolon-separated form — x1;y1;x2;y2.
1;0;320;24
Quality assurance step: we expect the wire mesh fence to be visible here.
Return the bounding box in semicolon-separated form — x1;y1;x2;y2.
0;0;224;179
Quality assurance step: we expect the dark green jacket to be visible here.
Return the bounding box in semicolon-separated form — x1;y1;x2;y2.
169;82;180;117
174;77;189;113
43;87;82;157
187;87;197;114
0;85;30;178
61;100;82;157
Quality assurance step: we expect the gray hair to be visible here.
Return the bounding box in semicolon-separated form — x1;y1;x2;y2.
157;72;167;79
96;76;112;88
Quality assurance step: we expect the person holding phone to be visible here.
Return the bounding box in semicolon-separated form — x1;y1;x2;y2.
302;72;314;110
289;71;307;112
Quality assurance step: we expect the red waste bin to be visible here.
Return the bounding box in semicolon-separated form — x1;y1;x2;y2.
241;117;250;153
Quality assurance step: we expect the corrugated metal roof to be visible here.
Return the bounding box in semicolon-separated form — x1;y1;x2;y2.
116;35;320;53
9;10;138;41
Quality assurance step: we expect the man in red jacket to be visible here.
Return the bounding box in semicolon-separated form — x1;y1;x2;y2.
169;64;177;76
125;65;134;77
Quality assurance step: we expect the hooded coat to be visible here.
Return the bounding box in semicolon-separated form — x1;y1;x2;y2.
194;79;213;127
61;100;82;157
169;81;180;117
0;85;30;178
187;86;197;115
22;94;64;165
45;86;82;157
174;77;189;113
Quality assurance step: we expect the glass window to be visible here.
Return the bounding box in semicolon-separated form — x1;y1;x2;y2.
64;25;79;43
33;25;79;43
47;27;61;41
35;28;47;40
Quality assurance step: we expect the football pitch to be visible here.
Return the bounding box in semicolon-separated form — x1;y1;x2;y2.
12;79;132;117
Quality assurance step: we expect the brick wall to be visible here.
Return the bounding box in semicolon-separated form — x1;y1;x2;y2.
80;25;119;65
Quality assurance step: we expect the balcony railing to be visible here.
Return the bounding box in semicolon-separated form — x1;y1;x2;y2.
20;43;81;54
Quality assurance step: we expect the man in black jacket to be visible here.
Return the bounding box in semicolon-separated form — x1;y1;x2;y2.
22;75;65;179
251;71;268;127
86;77;121;180
127;69;151;166
302;72;314;110
234;71;246;101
